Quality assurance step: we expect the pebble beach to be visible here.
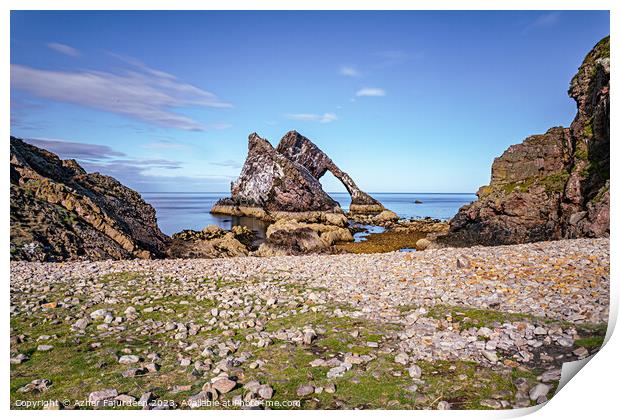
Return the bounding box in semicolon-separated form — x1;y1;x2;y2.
10;238;610;409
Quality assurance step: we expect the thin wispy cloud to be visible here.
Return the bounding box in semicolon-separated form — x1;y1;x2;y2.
46;42;80;57
356;87;386;97
340;66;361;77
285;113;338;123
10;98;47;131
11;56;232;131
21;137;202;191
211;159;242;169
522;12;561;34
27;137;126;160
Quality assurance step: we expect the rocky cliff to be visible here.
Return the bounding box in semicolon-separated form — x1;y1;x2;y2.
212;131;382;223
10;137;169;261
448;36;610;246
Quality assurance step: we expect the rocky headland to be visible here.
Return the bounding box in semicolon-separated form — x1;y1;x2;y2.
10;137;169;262
445;36;610;246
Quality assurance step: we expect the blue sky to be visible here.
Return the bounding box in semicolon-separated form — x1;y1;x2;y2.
10;10;609;193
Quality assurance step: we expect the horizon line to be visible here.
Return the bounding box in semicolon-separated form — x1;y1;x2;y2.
139;191;477;195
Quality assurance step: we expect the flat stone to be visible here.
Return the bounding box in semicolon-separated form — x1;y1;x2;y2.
212;378;236;394
324;383;336;394
297;384;314;397
258;385;274;399
573;347;589;358
118;355;140;364
540;368;561;383
529;383;551;401
533;326;548;335
88;389;118;407
480;399;502;409
90;309;109;320
437;401;451;410
407;364;422;379
394;352;409;365
481;350;498;363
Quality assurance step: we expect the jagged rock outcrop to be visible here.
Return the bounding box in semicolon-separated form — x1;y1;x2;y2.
276;130;384;213
211;131;382;223
447;36;610;246
10;137;169;261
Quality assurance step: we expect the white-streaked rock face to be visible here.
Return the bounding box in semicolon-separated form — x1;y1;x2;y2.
211;131;384;220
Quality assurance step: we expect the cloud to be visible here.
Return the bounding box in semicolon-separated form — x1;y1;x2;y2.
80;161;233;193
26;137;126;160
355;87;386;97
24;137;181;171
19;137;235;192
285;113;338;123
46;42;80;57
523;12;561;34
340;66;361;77
210;159;242;169
11;58;232;131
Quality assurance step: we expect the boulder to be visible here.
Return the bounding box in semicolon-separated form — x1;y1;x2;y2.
254;227;326;257
167;231;250;259
372;210;399;223
266;219;353;248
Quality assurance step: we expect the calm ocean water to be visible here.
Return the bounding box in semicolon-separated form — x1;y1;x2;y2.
142;192;476;236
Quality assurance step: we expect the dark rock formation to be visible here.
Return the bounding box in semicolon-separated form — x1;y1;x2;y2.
212;131;382;222
10;137;169;261
447;36;610;246
276;130;384;213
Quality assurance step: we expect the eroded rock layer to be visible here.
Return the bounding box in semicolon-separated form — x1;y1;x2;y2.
10;137;169;261
448;36;610;246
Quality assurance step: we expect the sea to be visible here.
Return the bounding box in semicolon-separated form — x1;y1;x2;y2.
141;192;476;236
